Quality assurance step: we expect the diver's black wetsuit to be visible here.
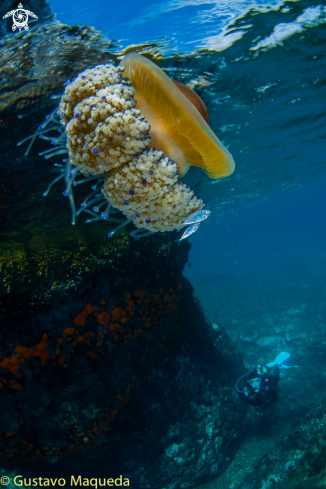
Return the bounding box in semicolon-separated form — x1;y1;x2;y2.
238;365;280;409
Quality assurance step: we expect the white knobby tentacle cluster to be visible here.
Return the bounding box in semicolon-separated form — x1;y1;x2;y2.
18;63;206;239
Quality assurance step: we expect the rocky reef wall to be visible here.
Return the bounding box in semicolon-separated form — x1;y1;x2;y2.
0;226;246;488
0;17;246;489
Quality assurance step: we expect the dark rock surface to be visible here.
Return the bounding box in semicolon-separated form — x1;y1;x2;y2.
0;239;246;488
0;16;246;489
0;19;116;116
237;401;326;489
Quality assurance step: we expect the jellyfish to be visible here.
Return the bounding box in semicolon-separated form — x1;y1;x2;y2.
120;52;235;179
18;54;235;239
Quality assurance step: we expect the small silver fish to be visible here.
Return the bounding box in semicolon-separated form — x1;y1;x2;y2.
182;209;211;226
179;223;200;241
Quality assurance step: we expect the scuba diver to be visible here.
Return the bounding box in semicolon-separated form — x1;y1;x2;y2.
236;352;298;410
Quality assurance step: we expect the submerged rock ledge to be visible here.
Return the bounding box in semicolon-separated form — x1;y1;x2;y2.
0;17;246;488
0;230;246;487
238;400;326;489
0;20;117;116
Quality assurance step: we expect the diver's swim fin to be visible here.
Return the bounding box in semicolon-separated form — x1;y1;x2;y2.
278;365;298;369
266;352;290;367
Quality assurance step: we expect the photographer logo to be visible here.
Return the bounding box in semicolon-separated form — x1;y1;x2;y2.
3;3;38;32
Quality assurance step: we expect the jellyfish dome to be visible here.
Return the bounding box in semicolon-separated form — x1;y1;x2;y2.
120;52;235;179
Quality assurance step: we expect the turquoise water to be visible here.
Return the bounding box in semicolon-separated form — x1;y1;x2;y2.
1;0;326;487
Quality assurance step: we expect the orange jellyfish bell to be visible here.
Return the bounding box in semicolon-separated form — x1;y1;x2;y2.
172;79;210;125
120;52;235;179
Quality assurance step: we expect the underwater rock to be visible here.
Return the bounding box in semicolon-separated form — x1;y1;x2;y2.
0;238;246;487
0;15;244;488
256;335;283;349
0;105;245;487
0;21;116;116
238;400;326;489
239;328;259;344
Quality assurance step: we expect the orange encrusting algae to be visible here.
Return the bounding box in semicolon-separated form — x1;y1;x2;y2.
0;277;184;463
0;334;50;378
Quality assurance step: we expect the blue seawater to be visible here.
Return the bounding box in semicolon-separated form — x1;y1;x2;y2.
1;0;326;487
